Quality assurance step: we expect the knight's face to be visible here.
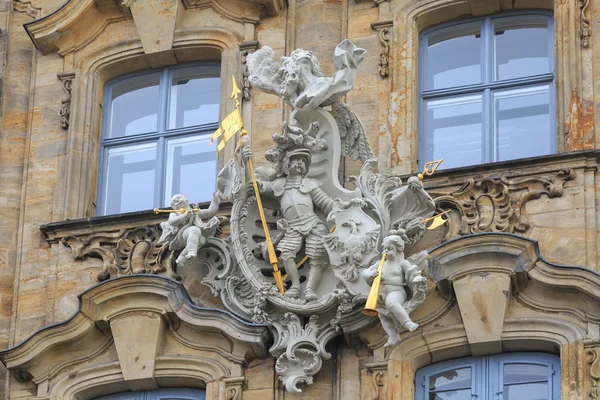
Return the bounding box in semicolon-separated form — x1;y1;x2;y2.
289;156;307;176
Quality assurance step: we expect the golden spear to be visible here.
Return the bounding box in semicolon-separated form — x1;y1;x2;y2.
225;76;285;294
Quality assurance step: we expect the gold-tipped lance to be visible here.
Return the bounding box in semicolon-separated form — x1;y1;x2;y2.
207;75;286;293
417;159;444;180
363;252;387;316
153;207;200;214
423;209;450;230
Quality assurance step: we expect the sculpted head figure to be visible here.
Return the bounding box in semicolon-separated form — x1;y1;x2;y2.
382;229;408;260
283;149;311;178
170;194;190;210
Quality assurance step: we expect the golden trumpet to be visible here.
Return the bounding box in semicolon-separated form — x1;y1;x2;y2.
363;252;387;317
153;207;200;214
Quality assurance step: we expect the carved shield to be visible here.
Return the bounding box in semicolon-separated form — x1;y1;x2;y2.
323;200;380;296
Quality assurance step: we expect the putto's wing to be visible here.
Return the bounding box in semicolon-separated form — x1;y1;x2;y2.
331;102;375;162
247;46;284;97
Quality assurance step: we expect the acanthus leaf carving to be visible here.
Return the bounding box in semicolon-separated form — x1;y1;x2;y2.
429;169;576;239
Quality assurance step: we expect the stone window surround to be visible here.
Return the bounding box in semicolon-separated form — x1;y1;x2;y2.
21;0;272;222
386;0;593;173
62;37;245;221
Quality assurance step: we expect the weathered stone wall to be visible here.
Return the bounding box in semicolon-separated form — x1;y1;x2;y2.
0;0;599;399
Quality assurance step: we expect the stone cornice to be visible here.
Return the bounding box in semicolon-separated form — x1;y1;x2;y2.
0;275;269;384
23;0;286;55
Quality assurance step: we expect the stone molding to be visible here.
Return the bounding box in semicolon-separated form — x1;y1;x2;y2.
24;0;284;56
428;169;576;239
0;275;269;399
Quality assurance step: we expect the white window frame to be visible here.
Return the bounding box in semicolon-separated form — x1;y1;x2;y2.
418;12;555;170
96;63;220;216
415;352;560;399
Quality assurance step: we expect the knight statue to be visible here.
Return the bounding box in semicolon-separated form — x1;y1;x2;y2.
240;122;339;301
156;39;438;392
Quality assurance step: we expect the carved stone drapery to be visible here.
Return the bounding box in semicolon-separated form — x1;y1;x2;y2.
57;72;75;130
428;169;576;239
239;41;259;101
371;21;392;78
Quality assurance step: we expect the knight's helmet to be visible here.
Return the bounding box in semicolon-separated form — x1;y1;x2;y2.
282;148;312;177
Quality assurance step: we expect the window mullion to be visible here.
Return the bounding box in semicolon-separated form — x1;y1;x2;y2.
156;137;167;208
158;68;169;134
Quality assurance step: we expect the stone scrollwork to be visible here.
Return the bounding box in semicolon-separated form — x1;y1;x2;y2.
428;169;576;239
371;20;392;78
366;362;387;400
587;345;600;398
57;72;75;130
59;41;436;392
239;41;259;101
581;0;591;49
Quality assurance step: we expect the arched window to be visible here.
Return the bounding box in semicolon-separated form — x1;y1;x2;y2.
95;387;206;399
418;12;555;170
97;64;220;216
415;353;560;399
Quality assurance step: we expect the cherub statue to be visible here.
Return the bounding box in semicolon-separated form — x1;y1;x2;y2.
241;144;339;301
158;193;221;265
361;229;428;348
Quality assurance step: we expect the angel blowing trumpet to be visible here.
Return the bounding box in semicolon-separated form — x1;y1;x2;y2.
361;229;428;348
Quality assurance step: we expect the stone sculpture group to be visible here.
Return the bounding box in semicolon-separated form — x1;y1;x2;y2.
158;39;435;392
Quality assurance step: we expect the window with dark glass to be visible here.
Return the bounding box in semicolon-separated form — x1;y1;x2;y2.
97;64;220;216
419;13;555;170
415;353;560;400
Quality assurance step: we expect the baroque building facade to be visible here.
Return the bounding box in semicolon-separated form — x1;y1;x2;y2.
0;0;599;399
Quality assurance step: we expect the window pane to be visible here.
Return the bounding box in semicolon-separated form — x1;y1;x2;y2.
429;367;471;391
503;382;548;400
109;74;160;138
423;94;483;169
168;67;220;129
429;389;472;400
426;23;482;90
504;363;548;384
103;143;157;215
494;17;550;81
165;135;217;205
494;85;551;162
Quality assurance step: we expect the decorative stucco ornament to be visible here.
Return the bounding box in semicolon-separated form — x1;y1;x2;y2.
158;40;436;392
157;193;221;265
361;230;428;348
